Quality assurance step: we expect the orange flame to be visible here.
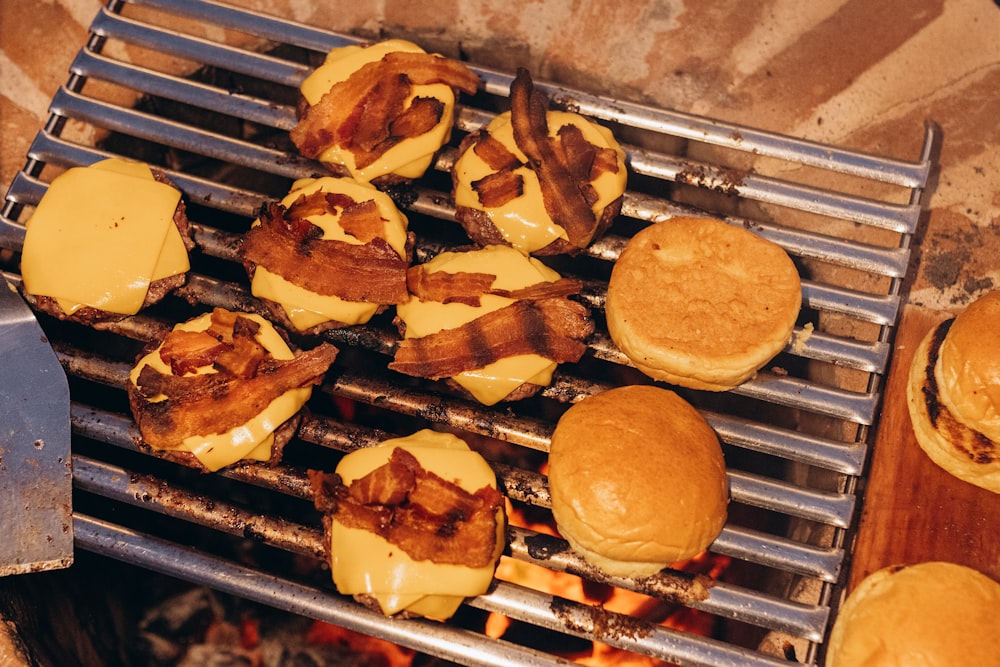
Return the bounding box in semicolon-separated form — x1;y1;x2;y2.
307;621;416;667
490;499;730;665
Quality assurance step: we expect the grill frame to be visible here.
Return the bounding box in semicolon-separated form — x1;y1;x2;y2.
0;1;935;665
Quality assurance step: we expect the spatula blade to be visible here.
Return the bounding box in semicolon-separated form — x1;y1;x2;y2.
0;280;73;575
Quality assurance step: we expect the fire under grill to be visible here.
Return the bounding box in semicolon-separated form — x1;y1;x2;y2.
0;1;935;665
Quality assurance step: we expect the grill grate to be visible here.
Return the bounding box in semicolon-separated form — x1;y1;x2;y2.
1;1;934;665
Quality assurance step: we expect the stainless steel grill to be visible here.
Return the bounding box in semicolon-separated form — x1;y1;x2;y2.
1;0;934;665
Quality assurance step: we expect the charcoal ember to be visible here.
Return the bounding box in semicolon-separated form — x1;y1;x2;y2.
135;586;399;667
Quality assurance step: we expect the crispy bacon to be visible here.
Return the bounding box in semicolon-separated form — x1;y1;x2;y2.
388;96;446;139
212;330;268;379
472;169;524;208
591;145;622;179
158;330;230;376
337;199;384;244
352;73;412;153
291;51;480;161
473;131;522;171
311;447;503;567
241;198;410;304
406;264;583;307
405;266;497;307
389;298;592;379
493;277;584;301
557;123;597;182
133;341;338;450
509;68;601;249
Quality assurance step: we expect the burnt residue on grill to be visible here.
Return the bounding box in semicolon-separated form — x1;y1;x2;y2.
550;597;653;642
522;531;567;561
675;164;748;196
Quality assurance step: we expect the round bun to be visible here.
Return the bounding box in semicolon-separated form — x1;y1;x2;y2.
936;290;1000;443
826;561;1000;667
547;385;728;577
906;294;1000;493
605;217;801;391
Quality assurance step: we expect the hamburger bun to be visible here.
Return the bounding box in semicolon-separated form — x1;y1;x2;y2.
826;561;1000;667
906;290;1000;493
605;216;801;391
547;385;729;577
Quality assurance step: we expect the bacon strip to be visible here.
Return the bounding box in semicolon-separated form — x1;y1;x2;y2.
389;298;593;379
241;200;410;304
509;68;600;249
473;131;522;171
493;277;584;301
472;169;524;208
311;447;503;567
337;199;384;243
291;51;480;161
405;267;496;306
406;267;582;306
557;123;597;182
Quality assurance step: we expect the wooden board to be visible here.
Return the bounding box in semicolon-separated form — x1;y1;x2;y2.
847;304;1000;590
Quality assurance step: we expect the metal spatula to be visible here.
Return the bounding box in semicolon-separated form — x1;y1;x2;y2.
0;278;73;575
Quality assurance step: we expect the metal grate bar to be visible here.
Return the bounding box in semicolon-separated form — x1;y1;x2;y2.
73;452;829;641
70;48;295;130
74;515;572;667
89;7;312;86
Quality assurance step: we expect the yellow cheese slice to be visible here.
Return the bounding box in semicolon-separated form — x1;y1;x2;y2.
394;245;562;405
129;311;311;472
252;267;380;329
453;110;627;253
21;158;188;315
249;177;408;330
300;40;457;182
329;429;504;620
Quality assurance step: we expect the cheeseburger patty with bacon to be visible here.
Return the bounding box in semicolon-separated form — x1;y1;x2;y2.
390;244;593;406
128;308;338;472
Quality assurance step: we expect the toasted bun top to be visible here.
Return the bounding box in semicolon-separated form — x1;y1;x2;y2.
605;216;801;391
906;319;1000;493
937;290;1000;443
826;561;1000;667
547;385;728;577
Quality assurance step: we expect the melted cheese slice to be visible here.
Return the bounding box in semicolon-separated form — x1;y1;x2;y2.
395;245;560;405
21;158;189;315
128;311;311;472
453;110;627;253
250;177;408;330
299;39;456;182
330;429;504;620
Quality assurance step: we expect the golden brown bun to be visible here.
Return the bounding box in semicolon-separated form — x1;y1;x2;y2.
826;561;1000;667
936;290;1000;443
547;385;729;577
605;217;801;391
906;295;1000;493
